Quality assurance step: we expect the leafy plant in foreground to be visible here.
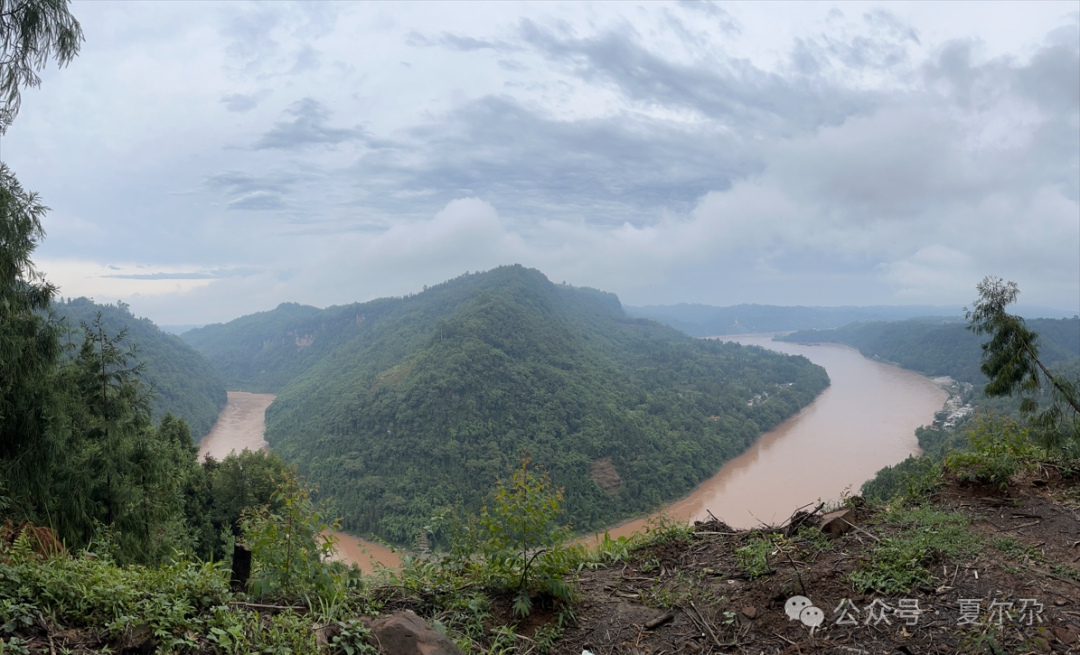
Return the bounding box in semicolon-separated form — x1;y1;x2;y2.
480;457;578;616
946;415;1039;489
241;469;341;600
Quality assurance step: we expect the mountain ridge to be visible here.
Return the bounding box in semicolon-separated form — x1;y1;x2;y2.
184;265;831;544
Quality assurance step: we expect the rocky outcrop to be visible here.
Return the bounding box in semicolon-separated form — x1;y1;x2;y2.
370;610;464;655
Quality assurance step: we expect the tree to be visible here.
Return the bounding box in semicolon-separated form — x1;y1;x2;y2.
480;456;576;616
0;0;81;511
0;162;63;517
0;0;83;131
966;276;1080;454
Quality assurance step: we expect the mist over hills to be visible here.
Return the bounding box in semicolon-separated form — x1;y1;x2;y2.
182;266;830;544
627;303;1076;338
778;317;1080;386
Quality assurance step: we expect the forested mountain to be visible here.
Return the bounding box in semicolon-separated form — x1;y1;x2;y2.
55;298;227;438
778;318;1080;384
628;303;1076;338
626;303;962;337
185;266;830;545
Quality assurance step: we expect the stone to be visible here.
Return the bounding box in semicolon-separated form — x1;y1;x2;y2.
818;509;854;537
371;610;464;655
740;606;757;620
1053;626;1078;645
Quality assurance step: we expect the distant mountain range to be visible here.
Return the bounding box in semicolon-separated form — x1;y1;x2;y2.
777;317;1080;386
626;303;1076;338
181;265;830;544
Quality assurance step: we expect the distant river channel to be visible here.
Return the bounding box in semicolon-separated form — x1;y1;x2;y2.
200;335;946;570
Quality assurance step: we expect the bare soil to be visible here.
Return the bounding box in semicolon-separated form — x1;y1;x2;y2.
550;469;1080;655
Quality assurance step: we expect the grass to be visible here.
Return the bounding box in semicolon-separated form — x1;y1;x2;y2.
735;535;773;580
848;503;980;594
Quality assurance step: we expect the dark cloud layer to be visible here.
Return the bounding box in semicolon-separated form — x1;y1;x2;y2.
7;2;1076;324
253;98;362;149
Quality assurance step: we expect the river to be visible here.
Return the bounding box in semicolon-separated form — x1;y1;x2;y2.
590;335;947;540
199;335;946;569
197;391;402;572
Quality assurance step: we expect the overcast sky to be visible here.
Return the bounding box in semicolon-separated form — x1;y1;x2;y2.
3;1;1078;325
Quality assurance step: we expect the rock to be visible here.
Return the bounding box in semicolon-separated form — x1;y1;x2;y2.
1053;626;1078;645
819;509;854;537
371;610;464;655
740;606;757;620
119;624;156;655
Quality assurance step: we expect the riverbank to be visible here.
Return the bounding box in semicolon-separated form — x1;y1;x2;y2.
200;335;947;569
587;335;945;540
197;391;401;572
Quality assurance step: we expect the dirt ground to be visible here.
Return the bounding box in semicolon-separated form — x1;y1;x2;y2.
550;469;1080;655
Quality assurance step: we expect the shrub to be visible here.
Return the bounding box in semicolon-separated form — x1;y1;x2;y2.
241;469;341;600
946;416;1038;489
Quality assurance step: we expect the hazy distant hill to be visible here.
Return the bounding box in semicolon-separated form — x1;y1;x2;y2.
628;303;1076;338
777;317;1080;385
55;298;228;439
184;266;830;544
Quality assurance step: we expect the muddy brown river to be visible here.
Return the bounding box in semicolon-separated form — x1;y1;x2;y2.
199;335;946;569
591;335;947;540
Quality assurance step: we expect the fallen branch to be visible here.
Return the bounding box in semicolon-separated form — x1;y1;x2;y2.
645;613;676;630
839;518;882;543
1020;564;1080;590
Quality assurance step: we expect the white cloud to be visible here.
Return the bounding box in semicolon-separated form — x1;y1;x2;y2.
2;2;1076;324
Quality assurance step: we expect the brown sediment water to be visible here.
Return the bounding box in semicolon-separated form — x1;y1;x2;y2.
587;335;948;542
202;336;947;568
198;391;400;572
198;392;274;460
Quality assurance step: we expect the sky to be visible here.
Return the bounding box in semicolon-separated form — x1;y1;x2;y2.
3;1;1078;325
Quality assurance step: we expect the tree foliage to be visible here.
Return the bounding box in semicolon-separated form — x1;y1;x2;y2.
0;0;83;131
966;276;1080;454
55;297;227;438
187;266;830;545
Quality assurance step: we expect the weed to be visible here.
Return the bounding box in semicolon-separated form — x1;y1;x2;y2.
849;503;979;594
330;619;377;655
735;535;773;579
1050;563;1079;580
990;536;1040;562
946;416;1039;489
647;571;722;610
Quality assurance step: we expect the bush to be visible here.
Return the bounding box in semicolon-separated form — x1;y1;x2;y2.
241;469;342;600
479;457;579;616
946;416;1038;489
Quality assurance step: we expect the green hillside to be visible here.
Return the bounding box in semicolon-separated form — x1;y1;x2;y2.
778;317;1080;384
185;266;829;544
55;298;227;439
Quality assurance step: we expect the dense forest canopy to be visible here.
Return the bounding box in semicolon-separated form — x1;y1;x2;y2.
54;297;227;438
777;318;1080;385
186;265;830;545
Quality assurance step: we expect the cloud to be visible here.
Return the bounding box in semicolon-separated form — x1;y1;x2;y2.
220;90;272;112
252;98;362;149
226;191;288;211
8;2;1077;324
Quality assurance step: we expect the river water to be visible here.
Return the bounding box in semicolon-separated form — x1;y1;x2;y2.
197;391;401;572
591;335;947;540
199;335;946;569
